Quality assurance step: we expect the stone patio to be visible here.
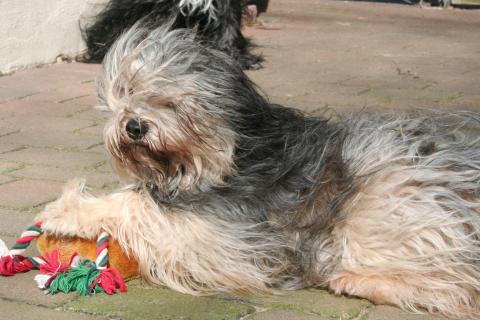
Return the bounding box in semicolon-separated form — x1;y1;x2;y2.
0;0;479;319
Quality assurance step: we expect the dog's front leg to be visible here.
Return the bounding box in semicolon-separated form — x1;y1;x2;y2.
37;179;142;240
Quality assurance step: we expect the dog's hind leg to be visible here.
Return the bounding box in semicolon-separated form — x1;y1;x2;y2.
328;271;479;318
325;166;480;318
324;112;480;318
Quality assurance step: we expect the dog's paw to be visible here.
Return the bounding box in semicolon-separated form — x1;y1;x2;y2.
36;179;100;239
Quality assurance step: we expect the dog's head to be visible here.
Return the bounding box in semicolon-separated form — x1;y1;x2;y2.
97;25;264;197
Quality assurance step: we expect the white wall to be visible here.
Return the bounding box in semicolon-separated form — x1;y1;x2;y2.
0;0;107;74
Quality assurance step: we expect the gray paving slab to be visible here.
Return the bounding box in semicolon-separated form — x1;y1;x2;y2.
9;165;118;189
0;160;23;174
254;289;371;319
247;0;480;112
0;148;106;168
368;305;446;320
251;310;327;320
0;180;63;209
0;210;41;236
0;131;102;150
67;281;255;320
0;299;103;320
0;99;92;118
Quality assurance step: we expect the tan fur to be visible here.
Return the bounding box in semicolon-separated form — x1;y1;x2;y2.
325;169;480;318
37;180;285;295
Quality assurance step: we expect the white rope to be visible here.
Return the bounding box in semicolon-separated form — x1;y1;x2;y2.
0;238;9;258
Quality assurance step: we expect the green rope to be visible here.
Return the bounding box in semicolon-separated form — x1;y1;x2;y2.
48;260;104;296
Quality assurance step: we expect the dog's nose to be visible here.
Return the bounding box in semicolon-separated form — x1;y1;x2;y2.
126;119;148;140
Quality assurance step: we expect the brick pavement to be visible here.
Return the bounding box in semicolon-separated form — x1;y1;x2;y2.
0;0;478;319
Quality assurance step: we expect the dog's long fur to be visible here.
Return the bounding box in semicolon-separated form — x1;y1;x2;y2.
39;25;480;318
82;0;263;69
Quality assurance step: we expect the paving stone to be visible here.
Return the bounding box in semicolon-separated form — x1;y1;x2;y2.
248;1;480;112
0;99;91;118
67;281;255;320
0;180;63;209
0;210;40;236
367;305;446;320
0;131;102;150
0;71;46;104
0;273;77;309
0;126;19;138
69;95;101;109
51;61;101;79
94;162;115;174
25;82;96;104
0;64;99;103
0;175;16;185
0;149;106;168
0;144;19;154
0;115;95;134
254;289;371;320
76;124;105;137
0;161;23;174
0;298;102;320
86;143;108;155
9;165;118;189
251;310;327;320
73;108;111;122
0;85;39;104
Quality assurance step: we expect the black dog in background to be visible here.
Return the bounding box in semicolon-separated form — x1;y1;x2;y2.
82;0;269;69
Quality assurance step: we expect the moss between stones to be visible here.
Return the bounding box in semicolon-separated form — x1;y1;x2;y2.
66;282;374;320
250;289;371;319
66;281;255;320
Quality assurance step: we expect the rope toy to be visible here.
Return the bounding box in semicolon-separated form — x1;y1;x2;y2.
0;222;126;296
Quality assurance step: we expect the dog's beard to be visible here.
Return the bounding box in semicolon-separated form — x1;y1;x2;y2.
104;121;198;198
104;113;236;199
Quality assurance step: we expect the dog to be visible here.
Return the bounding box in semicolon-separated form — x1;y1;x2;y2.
82;0;265;69
39;24;480;319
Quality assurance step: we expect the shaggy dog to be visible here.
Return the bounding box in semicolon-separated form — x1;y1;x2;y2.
39;25;480;319
83;0;264;69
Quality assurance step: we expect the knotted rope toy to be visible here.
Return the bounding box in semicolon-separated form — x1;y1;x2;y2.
0;222;127;296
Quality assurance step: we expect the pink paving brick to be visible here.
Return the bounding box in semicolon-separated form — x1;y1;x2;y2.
0;180;63;208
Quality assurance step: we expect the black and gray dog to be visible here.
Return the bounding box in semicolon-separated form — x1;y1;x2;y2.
83;0;267;69
40;24;480;319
